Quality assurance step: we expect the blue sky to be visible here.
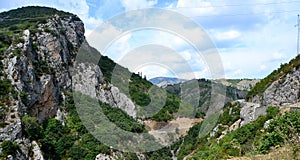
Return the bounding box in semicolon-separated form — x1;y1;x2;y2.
1;0;300;79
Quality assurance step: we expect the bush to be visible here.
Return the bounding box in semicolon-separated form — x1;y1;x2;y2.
8;25;18;31
266;106;280;119
1;140;19;157
258;111;300;153
217;102;241;126
0;79;15;105
267;111;300;141
258;132;283;153
20;91;27;104
100;102;146;133
232;123;256;144
22;115;41;140
41;118;68;159
195;110;206;118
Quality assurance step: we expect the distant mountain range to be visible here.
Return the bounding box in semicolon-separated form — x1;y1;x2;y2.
149;77;187;87
150;76;260;91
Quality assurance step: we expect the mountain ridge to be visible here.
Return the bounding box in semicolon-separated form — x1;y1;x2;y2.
149;76;187;87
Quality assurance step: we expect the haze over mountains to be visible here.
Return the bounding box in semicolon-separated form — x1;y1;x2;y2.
149;77;187;87
0;6;299;160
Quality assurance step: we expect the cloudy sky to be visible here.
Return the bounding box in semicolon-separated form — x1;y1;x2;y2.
1;0;300;80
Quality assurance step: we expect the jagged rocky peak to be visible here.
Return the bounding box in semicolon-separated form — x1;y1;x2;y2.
0;6;85;136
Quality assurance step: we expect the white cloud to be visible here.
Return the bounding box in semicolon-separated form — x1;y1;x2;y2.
260;65;266;71
135;64;175;79
87;23;124;54
177;0;210;8
231;69;242;78
213;30;241;41
179;50;192;61
165;2;176;9
83;16;103;30
85;29;93;38
120;0;158;11
272;52;284;60
109;33;132;61
0;8;8;13
186;67;211;79
175;0;217;17
57;0;89;17
55;0;103;32
204;1;298;79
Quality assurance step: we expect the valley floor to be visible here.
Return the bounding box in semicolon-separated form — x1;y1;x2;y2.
144;117;202;145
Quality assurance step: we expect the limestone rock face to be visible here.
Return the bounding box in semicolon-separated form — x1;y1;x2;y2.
2;15;85;123
239;101;267;126
0;116;22;141
0;13;84;158
262;69;300;106
73;62;137;118
95;154;116;160
251;68;300;107
31;75;59;122
229;119;241;132
31;141;44;160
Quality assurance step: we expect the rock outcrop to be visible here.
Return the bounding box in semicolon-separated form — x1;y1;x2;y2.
260;68;300;106
239;100;267;126
73;62;137;118
0;10;85;158
2;15;85;123
31;141;44;160
95;154;116;160
249;58;300;107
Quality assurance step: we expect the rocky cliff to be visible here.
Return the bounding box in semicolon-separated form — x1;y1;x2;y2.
72;61;137;118
0;6;144;159
0;7;85;158
249;56;300;107
255;68;300;106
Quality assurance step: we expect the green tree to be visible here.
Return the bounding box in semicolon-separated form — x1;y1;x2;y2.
22;115;41;140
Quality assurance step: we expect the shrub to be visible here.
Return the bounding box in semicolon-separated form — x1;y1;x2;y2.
266;106;280;119
1;140;19;157
21;115;41;140
258;111;300;153
100;102;146;133
195;110;206;118
258;132;283;153
8;25;18;31
20;91;27;104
